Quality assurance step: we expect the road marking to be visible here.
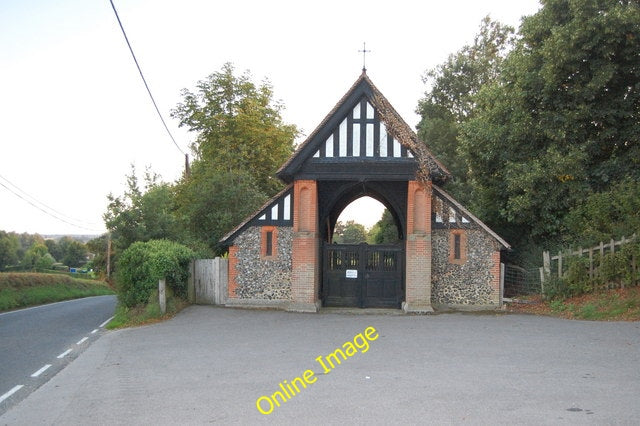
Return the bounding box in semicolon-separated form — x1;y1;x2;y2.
77;337;89;345
31;364;52;378
0;385;24;404
0;295;114;317
99;316;114;328
57;349;72;359
91;329;99;334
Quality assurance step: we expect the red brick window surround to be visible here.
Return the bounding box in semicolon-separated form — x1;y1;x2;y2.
261;226;278;260
448;230;467;265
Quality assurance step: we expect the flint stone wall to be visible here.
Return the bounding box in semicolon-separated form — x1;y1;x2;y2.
232;226;293;300
432;228;498;307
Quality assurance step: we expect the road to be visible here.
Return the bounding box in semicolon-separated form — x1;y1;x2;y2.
0;295;116;414
1;306;639;425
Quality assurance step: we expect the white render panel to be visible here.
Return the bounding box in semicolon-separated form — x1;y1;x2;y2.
393;139;402;157
283;194;291;220
352;123;360;157
379;123;388;157
271;205;279;220
366;123;374;156
325;134;334;157
366;101;374;119
339;118;347;157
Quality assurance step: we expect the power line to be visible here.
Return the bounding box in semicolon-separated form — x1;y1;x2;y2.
0;174;102;228
109;0;185;156
0;178;103;232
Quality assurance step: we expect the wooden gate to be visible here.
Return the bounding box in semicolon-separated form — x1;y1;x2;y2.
322;243;403;308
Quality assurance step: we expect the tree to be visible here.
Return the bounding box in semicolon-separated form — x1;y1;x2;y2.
174;166;267;254
170;63;298;252
22;242;52;271
58;237;88;267
416;17;515;203
369;210;401;244
341;221;368;244
104;166;183;253
459;0;640;247
172;63;298;196
0;231;19;270
45;239;62;262
86;234;109;276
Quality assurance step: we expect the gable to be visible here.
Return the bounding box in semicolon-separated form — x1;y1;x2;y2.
277;72;450;184
219;185;293;245
432;184;510;249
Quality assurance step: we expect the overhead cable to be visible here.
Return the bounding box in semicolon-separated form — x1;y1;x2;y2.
0;178;103;232
109;0;186;155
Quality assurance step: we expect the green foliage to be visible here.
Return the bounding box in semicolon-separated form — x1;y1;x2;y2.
116;240;194;308
106;288;188;329
57;236;88;267
0;272;113;311
22;243;52;271
332;220;367;244
172;62;298;196
543;275;570;300
370;210;401;244
564;256;591;296
0;231;19;271
566;179;640;245
457;0;640;249
417;17;514;204
104;166;183;254
174;167;267;254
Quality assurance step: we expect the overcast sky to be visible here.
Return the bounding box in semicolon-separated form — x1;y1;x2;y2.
0;0;541;235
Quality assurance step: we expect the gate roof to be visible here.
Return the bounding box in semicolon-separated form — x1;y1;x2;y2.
276;71;450;184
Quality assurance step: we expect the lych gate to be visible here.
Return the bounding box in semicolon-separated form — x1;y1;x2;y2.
220;71;510;312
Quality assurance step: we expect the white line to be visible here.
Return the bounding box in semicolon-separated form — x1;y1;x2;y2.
99;316;114;328
31;364;51;378
0;295;114;317
91;329;98;334
0;385;24;404
57;349;72;359
77;337;88;345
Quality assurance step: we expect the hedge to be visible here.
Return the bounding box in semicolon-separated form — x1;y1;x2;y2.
116;240;195;308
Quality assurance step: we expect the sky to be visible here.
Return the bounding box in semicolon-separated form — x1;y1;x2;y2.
0;0;541;236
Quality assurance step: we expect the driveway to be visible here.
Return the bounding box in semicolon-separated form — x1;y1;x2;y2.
1;306;639;425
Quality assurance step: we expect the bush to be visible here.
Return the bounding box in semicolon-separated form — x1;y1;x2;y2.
543;275;570;300
116;240;195;308
565;256;591;296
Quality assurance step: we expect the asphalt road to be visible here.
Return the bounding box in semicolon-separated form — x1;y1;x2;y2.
1;306;639;425
0;295;116;414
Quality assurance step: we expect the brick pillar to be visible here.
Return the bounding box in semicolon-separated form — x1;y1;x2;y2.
227;245;239;299
288;180;321;312
490;251;501;305
404;180;433;313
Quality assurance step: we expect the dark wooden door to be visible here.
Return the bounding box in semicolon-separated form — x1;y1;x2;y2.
322;243;403;308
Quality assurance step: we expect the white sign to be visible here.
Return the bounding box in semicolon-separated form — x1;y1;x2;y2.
345;269;358;279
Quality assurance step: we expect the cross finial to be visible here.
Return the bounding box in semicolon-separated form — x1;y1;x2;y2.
358;42;371;72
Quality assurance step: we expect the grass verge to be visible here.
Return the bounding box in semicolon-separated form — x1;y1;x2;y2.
508;286;640;321
106;290;189;329
0;272;114;312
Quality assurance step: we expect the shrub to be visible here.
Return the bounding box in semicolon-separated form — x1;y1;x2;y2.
543;275;570;300
116;240;195;308
565;256;591;296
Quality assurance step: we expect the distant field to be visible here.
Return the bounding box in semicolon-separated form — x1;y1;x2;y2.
0;272;114;312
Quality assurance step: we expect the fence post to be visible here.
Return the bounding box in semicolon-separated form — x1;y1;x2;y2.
187;260;195;304
539;267;545;295
543;251;551;277
159;278;166;314
500;263;505;306
558;251;563;278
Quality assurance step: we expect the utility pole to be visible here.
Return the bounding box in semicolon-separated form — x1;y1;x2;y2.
106;232;112;281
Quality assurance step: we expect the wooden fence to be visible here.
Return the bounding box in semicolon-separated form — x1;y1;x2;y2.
541;234;638;289
187;258;228;305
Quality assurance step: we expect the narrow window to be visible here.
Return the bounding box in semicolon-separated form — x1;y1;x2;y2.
454;234;461;260
261;226;277;259
265;231;273;257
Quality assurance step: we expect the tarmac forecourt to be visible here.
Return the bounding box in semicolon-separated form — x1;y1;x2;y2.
255;326;379;415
